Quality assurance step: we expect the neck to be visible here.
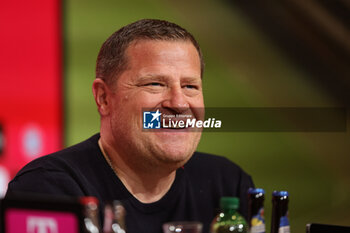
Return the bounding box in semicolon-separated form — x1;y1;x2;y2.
98;138;176;203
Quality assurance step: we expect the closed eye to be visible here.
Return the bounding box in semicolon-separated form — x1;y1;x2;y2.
183;84;198;89
144;82;164;87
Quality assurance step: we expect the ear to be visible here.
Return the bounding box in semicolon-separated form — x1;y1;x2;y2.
92;78;110;116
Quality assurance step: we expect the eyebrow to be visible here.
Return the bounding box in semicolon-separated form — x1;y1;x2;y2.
181;77;202;83
137;75;167;82
137;74;201;83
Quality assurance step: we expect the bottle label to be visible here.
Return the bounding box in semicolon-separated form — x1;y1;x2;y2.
250;207;265;233
278;215;290;233
278;226;290;233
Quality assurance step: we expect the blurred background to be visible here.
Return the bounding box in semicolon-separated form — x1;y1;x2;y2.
1;0;349;232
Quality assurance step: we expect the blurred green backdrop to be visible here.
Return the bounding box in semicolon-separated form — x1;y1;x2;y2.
64;0;350;232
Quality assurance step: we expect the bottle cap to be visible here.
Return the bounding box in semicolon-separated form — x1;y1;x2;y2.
248;188;265;194
272;190;289;197
80;196;99;205
220;197;240;209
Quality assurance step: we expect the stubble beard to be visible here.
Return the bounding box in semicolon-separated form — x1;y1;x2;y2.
121;134;201;174
110;114;202;174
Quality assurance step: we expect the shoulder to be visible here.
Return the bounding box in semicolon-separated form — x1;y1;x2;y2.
183;152;254;215
7;134;101;196
14;133;100;176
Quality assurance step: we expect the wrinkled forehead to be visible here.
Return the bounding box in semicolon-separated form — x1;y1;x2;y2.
125;40;200;73
124;39;202;72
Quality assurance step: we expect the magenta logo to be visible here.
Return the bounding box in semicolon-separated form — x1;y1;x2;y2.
27;216;58;233
5;209;78;233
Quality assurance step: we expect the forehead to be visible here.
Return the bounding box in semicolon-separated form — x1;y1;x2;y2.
127;38;195;52
126;39;199;63
123;39;201;74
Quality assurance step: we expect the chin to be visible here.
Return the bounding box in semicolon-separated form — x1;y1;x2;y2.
148;134;200;167
155;146;194;165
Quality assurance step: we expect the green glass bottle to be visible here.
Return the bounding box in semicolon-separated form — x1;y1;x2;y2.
211;197;248;233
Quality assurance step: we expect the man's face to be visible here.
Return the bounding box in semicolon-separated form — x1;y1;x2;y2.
107;39;204;170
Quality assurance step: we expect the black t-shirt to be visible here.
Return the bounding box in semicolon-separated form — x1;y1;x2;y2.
7;134;254;233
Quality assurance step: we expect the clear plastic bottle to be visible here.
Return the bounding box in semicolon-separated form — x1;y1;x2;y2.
80;196;101;233
211;197;248;233
103;200;126;233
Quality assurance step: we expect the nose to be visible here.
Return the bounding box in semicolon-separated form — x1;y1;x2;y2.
161;86;189;113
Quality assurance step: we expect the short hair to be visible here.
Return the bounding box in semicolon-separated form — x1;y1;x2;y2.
96;19;204;86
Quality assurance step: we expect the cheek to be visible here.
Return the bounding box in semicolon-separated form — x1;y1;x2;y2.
138;94;165;109
189;92;204;105
197;94;204;106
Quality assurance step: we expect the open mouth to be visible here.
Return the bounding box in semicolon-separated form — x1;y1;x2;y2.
161;117;193;129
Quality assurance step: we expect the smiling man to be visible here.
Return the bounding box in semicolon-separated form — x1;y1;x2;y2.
7;19;254;233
